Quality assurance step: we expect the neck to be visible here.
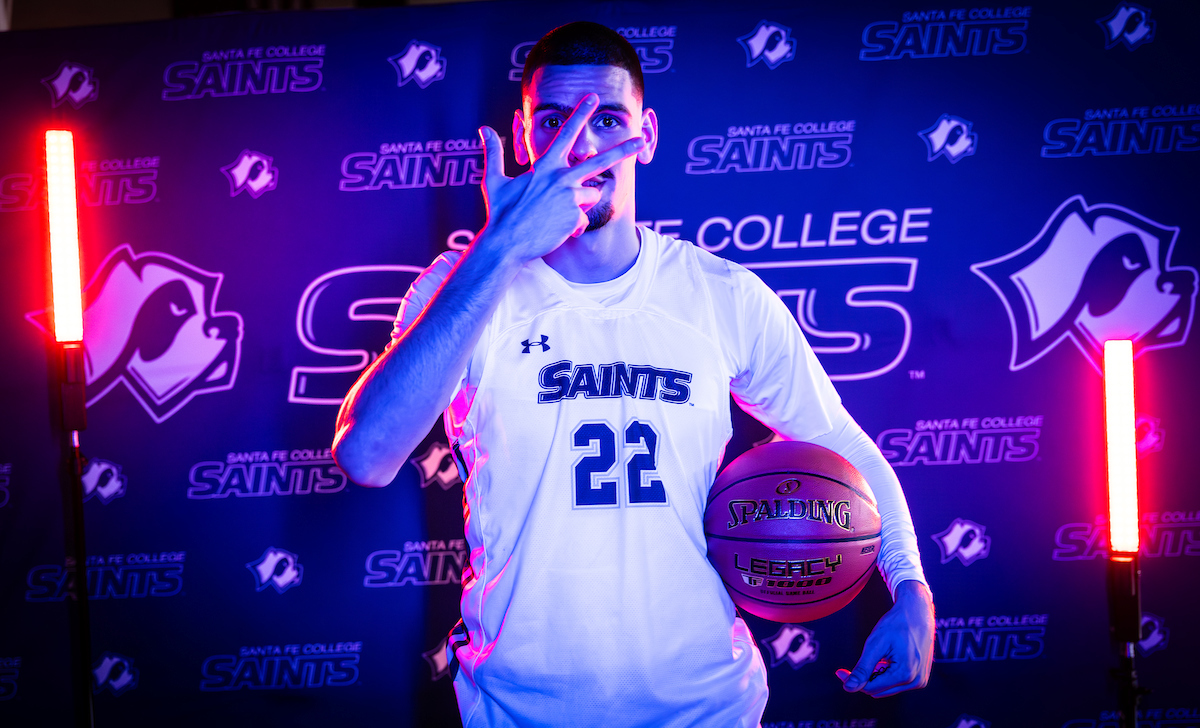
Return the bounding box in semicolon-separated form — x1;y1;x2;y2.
542;207;640;283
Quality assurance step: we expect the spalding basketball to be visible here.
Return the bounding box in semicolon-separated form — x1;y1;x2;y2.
704;441;881;623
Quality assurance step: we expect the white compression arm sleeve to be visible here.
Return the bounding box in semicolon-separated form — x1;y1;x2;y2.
806;404;929;601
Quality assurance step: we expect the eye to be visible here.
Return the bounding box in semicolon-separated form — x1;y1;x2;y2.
543;116;563;129
1121;255;1141;271
595;115;620;129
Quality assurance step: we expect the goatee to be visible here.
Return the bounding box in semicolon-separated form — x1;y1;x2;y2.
585;201;614;232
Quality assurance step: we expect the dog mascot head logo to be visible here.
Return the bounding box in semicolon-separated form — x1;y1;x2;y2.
27;245;243;423
81;458;127;505
948;716;990;728
42;61;100;109
409;440;463;490
760;623;819;669
932;518;991;566
388;40;447;89
246;547;304;594
1135;413;1165;458
92;653;138;696
1138;612;1169;656
1097;3;1156;50
737;21;796;70
920;114;977;164
972;196;1195;373
220;150;278;199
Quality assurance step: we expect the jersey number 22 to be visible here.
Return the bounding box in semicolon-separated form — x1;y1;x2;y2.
572;420;666;507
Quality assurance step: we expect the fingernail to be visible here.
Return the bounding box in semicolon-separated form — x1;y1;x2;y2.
584;95;597;105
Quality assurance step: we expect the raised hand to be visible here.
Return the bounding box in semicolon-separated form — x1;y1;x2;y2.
475;93;644;265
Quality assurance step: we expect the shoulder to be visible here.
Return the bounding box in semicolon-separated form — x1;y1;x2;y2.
422;249;462;281
406;250;462;298
392;250;463;340
650;229;767;302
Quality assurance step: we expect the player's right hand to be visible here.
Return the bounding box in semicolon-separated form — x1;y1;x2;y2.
475;93;645;265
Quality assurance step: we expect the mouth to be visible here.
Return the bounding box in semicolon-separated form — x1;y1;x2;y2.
582;170;614;189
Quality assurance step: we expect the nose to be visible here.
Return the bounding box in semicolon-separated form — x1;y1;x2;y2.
568;125;599;166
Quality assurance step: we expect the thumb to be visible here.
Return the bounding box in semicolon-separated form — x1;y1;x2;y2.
479;126;507;191
840;643;886;692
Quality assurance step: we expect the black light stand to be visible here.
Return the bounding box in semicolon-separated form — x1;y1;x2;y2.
1106;552;1145;728
59;341;94;728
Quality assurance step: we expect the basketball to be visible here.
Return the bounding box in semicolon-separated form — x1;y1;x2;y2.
704;441;882;623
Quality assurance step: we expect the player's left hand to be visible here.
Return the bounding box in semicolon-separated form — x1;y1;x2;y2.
835;580;934;697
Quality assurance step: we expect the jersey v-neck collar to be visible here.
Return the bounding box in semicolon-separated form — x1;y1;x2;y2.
528;226;659;311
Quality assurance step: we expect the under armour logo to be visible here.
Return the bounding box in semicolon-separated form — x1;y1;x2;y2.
521;335;550;353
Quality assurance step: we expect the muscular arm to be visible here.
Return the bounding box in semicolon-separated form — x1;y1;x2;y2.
332;240;521;486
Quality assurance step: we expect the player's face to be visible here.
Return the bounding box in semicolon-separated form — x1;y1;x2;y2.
516;65;656;231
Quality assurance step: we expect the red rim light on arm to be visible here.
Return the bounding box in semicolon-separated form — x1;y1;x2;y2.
45;130;84;343
1103;339;1139;555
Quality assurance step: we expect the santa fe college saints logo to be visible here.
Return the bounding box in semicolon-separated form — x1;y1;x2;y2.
27;245;244;423
759;623;819;669
1097;3;1155;51
42;61;100;109
221;150;279;199
919;114;977;163
736;20;796;70
92;652;139;695
972;195;1196;373
246;547;304;594
932;518;991;566
388;40;446;89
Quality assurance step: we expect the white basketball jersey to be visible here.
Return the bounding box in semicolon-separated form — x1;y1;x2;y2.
393;228;844;728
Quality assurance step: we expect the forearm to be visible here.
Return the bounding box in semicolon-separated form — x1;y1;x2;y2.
806;406;928;599
333;233;520;486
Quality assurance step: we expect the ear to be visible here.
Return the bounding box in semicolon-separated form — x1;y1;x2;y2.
512;109;530;166
637;108;659;164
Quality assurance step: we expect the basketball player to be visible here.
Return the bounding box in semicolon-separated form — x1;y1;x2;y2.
334;22;934;727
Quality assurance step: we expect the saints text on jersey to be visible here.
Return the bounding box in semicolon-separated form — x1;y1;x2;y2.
538;361;692;404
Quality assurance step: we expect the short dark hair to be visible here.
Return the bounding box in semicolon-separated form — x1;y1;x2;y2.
521;21;645;101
